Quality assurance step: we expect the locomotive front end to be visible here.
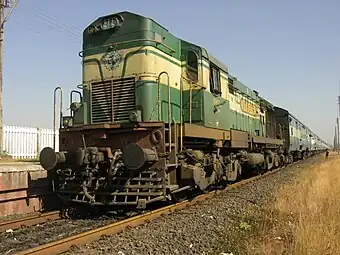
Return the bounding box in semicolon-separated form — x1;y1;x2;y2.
39;122;167;209
39;12;180;209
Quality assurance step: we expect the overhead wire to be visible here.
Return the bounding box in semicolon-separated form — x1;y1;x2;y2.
32;7;81;39
14;4;83;43
33;7;80;33
3;0;19;26
4;1;82;43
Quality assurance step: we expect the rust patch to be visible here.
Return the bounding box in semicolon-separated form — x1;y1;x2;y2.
183;123;231;141
252;136;284;145
59;123;166;153
60;122;164;132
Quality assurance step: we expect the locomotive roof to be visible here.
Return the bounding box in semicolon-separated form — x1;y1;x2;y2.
84;11;330;148
86;12;287;108
207;53;229;73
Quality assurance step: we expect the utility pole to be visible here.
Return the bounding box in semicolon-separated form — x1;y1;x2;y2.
338;82;340;153
0;0;18;154
0;0;5;154
334;126;336;150
335;125;338;151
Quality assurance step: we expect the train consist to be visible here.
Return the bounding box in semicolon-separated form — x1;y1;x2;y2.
39;11;330;210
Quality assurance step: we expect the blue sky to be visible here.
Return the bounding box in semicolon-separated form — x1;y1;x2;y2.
3;0;339;144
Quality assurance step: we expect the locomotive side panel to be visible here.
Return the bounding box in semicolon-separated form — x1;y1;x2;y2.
180;41;265;140
227;78;264;137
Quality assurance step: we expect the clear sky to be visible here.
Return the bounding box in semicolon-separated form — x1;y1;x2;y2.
3;0;339;144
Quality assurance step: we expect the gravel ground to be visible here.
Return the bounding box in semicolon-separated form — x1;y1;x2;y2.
63;155;323;255
0;211;41;223
0;210;144;255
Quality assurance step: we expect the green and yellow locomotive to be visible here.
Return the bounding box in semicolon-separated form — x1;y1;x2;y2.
39;11;323;210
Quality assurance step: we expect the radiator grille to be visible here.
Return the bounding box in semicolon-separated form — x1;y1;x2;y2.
91;77;136;123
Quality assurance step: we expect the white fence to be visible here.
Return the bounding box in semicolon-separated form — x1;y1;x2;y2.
3;126;59;160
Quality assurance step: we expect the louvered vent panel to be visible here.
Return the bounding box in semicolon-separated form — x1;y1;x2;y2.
91;77;136;123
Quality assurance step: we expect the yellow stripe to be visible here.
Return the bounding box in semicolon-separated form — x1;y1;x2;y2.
83;46;182;89
83;45;263;120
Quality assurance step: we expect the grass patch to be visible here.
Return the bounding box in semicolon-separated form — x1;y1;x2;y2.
245;152;340;254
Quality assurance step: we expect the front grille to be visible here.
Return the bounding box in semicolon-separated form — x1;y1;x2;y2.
91;77;135;123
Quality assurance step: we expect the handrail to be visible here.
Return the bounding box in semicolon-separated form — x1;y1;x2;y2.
189;83;192;123
181;73;206;124
157;71;171;154
180;79;183;152
70;90;83;116
53;87;63;150
79;39;176;58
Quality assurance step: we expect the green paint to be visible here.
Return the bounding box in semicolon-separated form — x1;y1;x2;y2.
229;78;259;102
202;91;262;135
136;80;181;123
136;82;261;135
82;47;208;71
83;11;261;104
72;96;88;125
83;12;181;60
79;11;268;138
182;89;204;124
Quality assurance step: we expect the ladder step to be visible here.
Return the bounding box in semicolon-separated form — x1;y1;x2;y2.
165;143;176;147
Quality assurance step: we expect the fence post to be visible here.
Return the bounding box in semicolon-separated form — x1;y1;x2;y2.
2;125;57;160
37;127;40;160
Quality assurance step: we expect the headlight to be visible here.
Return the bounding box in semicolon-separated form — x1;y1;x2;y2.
128;110;141;122
62;116;73;128
70;102;82;112
129;111;138;122
101;17;119;30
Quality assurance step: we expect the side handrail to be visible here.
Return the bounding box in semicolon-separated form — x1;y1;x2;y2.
157;71;171;154
70;90;83;116
53;87;63;150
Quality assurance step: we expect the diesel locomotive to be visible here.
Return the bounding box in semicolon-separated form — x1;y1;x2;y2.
39;11;330;210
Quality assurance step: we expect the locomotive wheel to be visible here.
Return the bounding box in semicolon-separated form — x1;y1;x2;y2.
274;154;280;168
59;202;70;219
288;154;294;164
265;155;273;170
192;163;217;191
227;159;242;182
279;154;286;167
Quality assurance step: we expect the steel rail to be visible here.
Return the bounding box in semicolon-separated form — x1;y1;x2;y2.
15;161;295;255
0;211;61;233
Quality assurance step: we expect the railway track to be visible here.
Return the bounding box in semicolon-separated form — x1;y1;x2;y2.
0;211;61;233
14;160;297;255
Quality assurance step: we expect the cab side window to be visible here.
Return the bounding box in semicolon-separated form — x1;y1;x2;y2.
186;50;198;82
210;63;221;95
